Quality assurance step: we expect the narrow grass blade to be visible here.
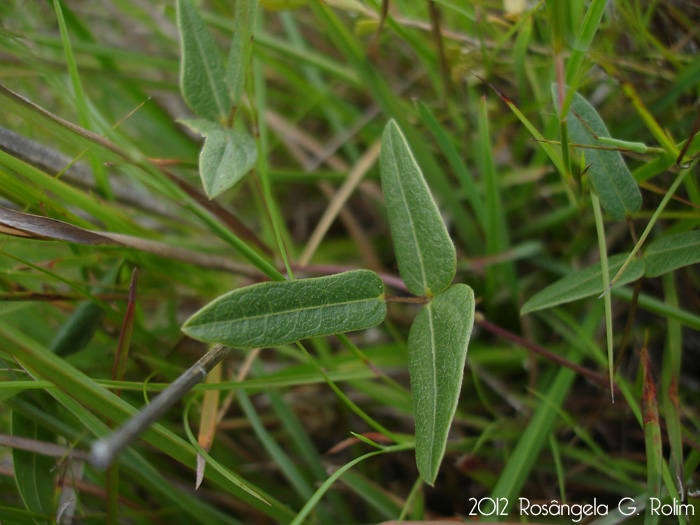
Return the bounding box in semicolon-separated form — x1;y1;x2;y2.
640;347;662;525
177;0;230;122
237;389;314;499
0;206;117;244
644;230;700;278
182;270;386;348
521;253;645;315
553;87;642;219
416;101;486;234
408;284;475;485
226;0;258;106
11;408;55;524
199;126;257;199
607;158;698;292
478;96;517;302
477;76;567;180
490;347;579;503
196;362;221;489
0;323;291;520
337;470;404;519
380;120;456;297
564;0;608;87
106;269;136;525
308;3;476;251
661;273;683;495
111;268;137;389
591;192;615;399
289;443;411;525
52;0;110;198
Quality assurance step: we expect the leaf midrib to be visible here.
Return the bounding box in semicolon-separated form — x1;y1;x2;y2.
426;302;437;479
191;296;381;328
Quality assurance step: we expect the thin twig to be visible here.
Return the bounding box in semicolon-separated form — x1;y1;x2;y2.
476;316;620;394
90;345;232;469
0;434;90;461
299;140;381;266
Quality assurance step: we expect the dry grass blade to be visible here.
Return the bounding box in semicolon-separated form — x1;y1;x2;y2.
0;207;258;276
298;140;381;266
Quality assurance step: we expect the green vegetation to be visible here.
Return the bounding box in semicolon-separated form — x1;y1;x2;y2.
1;0;699;523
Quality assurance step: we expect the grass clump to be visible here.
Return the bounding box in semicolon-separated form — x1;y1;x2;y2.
0;1;699;523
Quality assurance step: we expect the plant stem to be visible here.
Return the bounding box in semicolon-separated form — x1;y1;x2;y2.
90;345;231;468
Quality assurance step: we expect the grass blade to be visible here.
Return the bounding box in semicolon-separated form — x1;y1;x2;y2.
478;96;518;302
416;101;486;235
640;345;662;525
226;0;258;106
11;407;55;524
591;191;615;399
0;323;292;520
661;273;684;497
289;443;411;525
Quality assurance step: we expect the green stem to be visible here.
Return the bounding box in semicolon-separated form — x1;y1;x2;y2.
607;157;699;292
591;192;615;402
295;341;402;443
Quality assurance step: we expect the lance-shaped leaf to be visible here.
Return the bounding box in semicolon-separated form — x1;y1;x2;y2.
177;0;230;122
380;120;456;296
521;253;645;315
182;270;386;348
226;0;258;106
408;284;475;485
644;230;700;278
553;87;641;219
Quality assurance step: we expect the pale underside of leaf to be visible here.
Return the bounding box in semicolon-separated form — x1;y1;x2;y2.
408;284;475;485
521;253;645;314
644;230;700;277
177;0;230;122
554;87;641;220
200;127;257;199
182;270;386;348
380;120;456;296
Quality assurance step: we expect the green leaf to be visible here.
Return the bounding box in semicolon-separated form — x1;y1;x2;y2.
644;230;700;277
199;126;257;199
11;407;55;524
182;270;386;348
408;284;475;485
177;0;230;122
226;0;258;106
553;87;642;219
521;253;645;314
50;263;121;357
178;118;221;135
380;120;456;297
